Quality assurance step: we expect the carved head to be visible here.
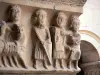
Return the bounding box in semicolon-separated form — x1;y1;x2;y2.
70;14;80;32
56;12;67;28
7;5;21;22
36;9;47;27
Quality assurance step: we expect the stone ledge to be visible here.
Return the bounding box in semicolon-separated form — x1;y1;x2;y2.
0;71;77;75
0;68;80;73
0;0;85;13
0;73;76;75
0;69;79;75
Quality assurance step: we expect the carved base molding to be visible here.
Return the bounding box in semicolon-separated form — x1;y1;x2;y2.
0;71;77;75
0;73;76;75
0;68;80;72
0;68;80;75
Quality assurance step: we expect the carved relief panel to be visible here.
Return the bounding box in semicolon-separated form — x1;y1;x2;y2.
0;2;81;75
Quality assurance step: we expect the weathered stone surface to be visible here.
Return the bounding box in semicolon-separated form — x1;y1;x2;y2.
33;0;86;6
0;0;86;13
0;0;84;75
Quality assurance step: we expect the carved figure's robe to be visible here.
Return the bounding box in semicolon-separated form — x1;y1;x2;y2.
67;33;81;60
34;27;52;61
51;27;66;59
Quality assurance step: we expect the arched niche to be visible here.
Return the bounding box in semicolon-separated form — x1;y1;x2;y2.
80;40;100;64
80;30;100;57
77;31;100;75
77;40;100;75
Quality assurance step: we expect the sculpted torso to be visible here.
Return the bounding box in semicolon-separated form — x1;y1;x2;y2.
54;27;66;51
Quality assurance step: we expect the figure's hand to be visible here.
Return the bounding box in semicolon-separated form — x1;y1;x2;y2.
41;41;44;45
47;40;51;44
68;46;72;51
61;30;67;35
65;45;72;51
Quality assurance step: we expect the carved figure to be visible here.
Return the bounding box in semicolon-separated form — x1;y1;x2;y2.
51;12;68;69
5;5;21;42
0;21;7;67
32;9;52;69
0;5;27;68
0;21;15;67
0;21;7;40
67;14;81;70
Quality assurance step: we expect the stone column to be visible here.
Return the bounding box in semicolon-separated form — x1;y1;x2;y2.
80;61;100;75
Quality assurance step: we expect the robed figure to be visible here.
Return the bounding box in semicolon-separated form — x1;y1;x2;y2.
67;15;81;71
0;5;27;68
51;12;68;69
33;9;52;69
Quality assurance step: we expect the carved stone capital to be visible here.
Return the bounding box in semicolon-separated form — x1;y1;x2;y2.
80;61;100;75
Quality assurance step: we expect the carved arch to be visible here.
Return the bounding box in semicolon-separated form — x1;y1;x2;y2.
78;40;100;75
80;40;100;63
80;30;100;43
80;30;100;57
